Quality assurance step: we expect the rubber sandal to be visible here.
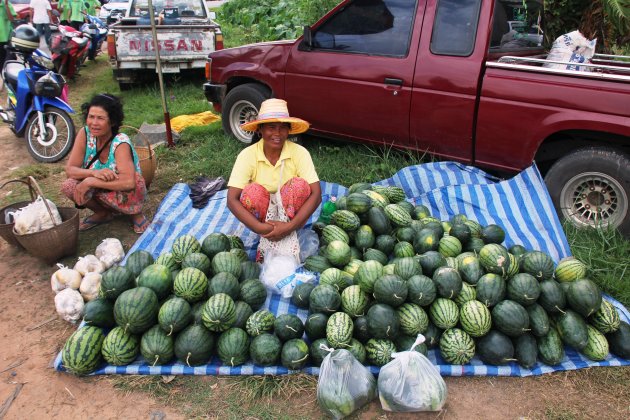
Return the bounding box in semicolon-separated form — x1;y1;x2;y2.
79;215;113;231
133;216;150;234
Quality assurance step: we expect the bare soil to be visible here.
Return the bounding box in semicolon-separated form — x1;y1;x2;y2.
1;105;629;420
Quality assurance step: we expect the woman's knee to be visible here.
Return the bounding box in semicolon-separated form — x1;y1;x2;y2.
60;178;79;201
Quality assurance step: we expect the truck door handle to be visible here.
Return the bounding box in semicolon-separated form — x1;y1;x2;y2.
384;78;403;86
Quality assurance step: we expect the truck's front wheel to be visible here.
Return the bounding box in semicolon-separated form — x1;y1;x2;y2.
545;147;630;237
222;83;271;144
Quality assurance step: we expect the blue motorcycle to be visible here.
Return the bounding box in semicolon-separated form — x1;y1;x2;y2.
0;25;76;163
81;13;109;61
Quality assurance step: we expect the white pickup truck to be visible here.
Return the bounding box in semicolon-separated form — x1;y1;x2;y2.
106;0;223;89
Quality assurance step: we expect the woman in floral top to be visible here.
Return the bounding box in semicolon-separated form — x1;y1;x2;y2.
61;93;150;233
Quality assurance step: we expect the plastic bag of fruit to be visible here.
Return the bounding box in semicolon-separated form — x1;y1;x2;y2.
317;347;377;419
377;335;447;412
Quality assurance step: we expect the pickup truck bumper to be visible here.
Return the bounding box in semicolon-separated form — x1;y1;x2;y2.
203;82;226;108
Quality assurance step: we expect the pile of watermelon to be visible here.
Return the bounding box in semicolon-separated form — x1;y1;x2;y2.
298;183;630;368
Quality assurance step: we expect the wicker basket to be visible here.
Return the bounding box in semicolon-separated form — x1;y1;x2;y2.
122;125;157;189
0;179;37;249
10;177;79;265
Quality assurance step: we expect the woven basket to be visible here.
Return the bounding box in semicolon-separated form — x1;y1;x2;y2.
0;179;37;249
10;176;79;265
122;125;157;189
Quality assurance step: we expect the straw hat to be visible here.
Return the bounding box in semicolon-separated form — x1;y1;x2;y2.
240;99;310;135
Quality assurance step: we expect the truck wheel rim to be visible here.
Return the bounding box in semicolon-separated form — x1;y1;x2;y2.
560;171;628;229
229;99;257;143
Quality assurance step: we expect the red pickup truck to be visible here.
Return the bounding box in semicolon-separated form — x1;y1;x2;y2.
203;0;630;236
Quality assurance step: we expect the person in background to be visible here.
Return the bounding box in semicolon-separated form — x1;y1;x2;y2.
85;0;98;17
29;0;53;46
226;98;321;261
57;0;71;25
0;0;16;71
68;0;84;30
61;93;150;233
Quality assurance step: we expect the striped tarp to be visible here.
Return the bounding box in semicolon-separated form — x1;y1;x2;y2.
54;162;629;376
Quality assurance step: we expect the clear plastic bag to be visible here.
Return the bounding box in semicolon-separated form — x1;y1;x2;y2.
317;348;377;419
377;335;447;412
298;228;319;262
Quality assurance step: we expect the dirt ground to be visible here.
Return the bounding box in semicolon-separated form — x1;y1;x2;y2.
1;127;629;420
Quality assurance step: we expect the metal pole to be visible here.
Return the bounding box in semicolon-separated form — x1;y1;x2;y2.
147;0;174;147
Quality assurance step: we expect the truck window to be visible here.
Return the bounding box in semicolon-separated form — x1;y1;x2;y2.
129;0;207;18
489;0;544;52
311;0;417;57
430;0;481;56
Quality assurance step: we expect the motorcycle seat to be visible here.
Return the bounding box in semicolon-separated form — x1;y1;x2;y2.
3;61;25;92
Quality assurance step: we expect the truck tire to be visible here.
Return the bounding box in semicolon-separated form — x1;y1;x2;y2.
222;83;271;144
544;147;630;237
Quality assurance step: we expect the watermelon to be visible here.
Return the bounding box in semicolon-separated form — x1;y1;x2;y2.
366;303;400;339
322;224;350;245
363;248;389;266
326;312;354;348
174;324;215;366
346;193;372;214
554;257;587;283
330;210;361;231
348;182;373;194
171;234;201;263
212;251;242;278
355;260;384;294
439;235;462;258
137;264;173;300
373;274;408;307
326;240;352;267
227;235;245;250
478;244;511;277
507;273;540;306
233;301;254;329
383;186;406;203
527;303;550;337
365;338;397;366
320;267;351;292
181;252;212;276
304;255;332;273
114;287;159;334
305;313;329;341
538;279;566;314
126;250;155;278
155;252;180;272
374;234;396;255
449;223;471;245
459;300;492;337
607;321;630;359
281;339;310;370
537;328;565;365
217;327;249;367
394;226;415;243
480;224;505;244
158;296;192;336
554;309;589;350
424;322;443;348
477;330;515;365
384;204;412;227
406;274;437;307
413;228;440;254
453;282;476;307
432;267;463;299
309;284;342;314
476;273;506;307
201;232;231;259
429;298;459;330
341;285;370;318
239;279;268;310
394;334;428;355
581;325;609;361
100;265;135;301
513;333;538;369
229;248;249;263
274;314;305;342
457;254;484;285
101;326;140;366
367;206;392;235
239;261;261;282
62;326;105;375
413;204;431;220
291;283;316;309
140;325;174;366
363;190;390;209
396;303;429;336
208;272;240;300
566;278;602;318
491;300;530;337
439;328;475;364
250;333;282;366
173;267;208;303
201;293;236;332
590;299;621;334
393;241;414;258
520;251;555;281
310;338;331;366
245;309;275;336
82;298;115;328
416;251;446;277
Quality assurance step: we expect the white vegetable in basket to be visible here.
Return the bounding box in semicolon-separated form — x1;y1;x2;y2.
95;238;125;269
10;196;62;235
74;254;106;275
79;272;102;301
54;288;85;323
50;264;82;293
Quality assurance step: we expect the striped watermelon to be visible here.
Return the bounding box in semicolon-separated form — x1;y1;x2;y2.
432;267;463;299
201;293;236;332
326;312;354;348
239;279;268;310
181;252;212;275
439;328;475;364
217;327;250;367
343;259;364;278
101;326;139;366
581;325;609;361
554;257;587;283
397;303;429;335
464;219;482;238
341;285;369;318
453;282;477;307
309;284;342;314
320;267;351;292
363;247;389;266
384;204;412;227
229;248;249;263
413;204;431;220
393;241;415;258
304;255;332;273
155;252;180;272
208;272;240;300
365;338;397;366
140;325;174;366
62;326;105;375
479;244;511;277
347;338;367;364
174;324;215;367
201;232;231;260
322;224;350;245
439;236;462;258
245;309;276;336
240;261;261;282
100;265;135;301
407;274;437;307
355;260;384;294
346;193;372;214
520;251;555;281
459;300;492;337
326;240;352;267
590;299;621;333
348;182;373;194
158;297;192;336
173;267;208;303
507;273;541;306
429;298;459;330
353;225;375;250
363;190;390;209
330;210;361;231
114;287;159;335
211;251;242;278
476;273;507;307
171;234;201;263
233;300;254;329
384;186;406;203
126;250;155;278
137;264;173;300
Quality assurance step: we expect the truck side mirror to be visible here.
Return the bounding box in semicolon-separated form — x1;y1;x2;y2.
302;26;313;50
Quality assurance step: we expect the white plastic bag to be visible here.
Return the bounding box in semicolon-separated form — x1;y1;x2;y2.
543;30;596;72
317;347;377;419
95;238;125;269
259;251;300;298
298;229;320;262
378;335;447;412
10;196;62;235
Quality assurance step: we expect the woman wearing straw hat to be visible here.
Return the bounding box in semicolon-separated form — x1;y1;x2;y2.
227;98;322;261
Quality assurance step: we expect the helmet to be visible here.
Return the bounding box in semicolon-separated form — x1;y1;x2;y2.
11;24;40;53
34;72;64;98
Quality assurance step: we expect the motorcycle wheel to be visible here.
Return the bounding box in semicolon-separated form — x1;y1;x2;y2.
25;106;76;163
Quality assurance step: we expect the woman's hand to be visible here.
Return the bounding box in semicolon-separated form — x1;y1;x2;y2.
92;168;119;182
262;221;295;241
73;178;94;205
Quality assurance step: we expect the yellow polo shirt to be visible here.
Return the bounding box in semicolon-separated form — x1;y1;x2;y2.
228;140;319;193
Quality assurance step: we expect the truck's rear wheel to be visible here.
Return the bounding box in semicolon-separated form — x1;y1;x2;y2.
222;83;270;144
545;147;630;237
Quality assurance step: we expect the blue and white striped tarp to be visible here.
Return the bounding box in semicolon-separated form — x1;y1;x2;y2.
54;162;629;376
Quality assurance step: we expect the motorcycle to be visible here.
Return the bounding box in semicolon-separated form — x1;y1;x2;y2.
81;13;108;61
0;25;76;163
49;24;91;80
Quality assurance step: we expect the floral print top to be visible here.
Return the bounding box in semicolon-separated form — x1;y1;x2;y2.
82;127;142;175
